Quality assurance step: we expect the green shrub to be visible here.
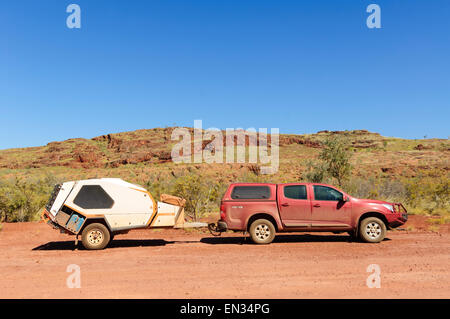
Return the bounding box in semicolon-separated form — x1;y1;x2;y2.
319;136;352;186
302;136;352;186
146;173;226;221
342;174;449;217
302;159;328;183
171;174;222;221
0;176;57;222
145;172;174;201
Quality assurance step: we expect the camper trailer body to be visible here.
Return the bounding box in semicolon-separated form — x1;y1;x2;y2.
42;178;184;249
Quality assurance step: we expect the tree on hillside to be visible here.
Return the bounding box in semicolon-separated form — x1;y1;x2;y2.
171;174;220;221
303;136;352;187
320;136;352;186
303;159;328;183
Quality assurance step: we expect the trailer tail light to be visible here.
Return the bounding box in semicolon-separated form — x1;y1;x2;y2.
220;203;226;220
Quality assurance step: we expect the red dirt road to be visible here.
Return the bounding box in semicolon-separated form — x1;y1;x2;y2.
0;218;449;299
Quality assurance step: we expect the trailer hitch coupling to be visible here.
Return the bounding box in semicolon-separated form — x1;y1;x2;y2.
208;221;227;237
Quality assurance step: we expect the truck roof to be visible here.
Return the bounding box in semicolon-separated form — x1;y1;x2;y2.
229;182;336;187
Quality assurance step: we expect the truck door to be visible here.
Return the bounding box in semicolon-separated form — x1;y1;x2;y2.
277;184;311;227
310;185;352;227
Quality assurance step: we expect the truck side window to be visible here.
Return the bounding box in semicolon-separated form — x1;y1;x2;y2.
313;185;343;201
231;186;271;199
284;185;307;200
73;185;115;209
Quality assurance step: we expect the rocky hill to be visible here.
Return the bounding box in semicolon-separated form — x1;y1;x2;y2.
0;128;448;185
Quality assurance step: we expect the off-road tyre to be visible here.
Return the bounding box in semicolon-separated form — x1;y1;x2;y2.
81;223;111;250
359;217;386;243
249;219;276;244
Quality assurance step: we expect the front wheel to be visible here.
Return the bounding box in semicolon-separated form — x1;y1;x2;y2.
249;219;276;244
81;223;111;250
359;217;386;243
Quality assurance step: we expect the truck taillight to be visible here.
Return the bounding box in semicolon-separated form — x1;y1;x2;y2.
220;204;225;220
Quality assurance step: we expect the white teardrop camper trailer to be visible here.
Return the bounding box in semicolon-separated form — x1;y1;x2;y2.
41;178;189;249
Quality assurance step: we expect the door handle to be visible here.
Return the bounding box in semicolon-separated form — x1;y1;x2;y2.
313;204;321;208
281;203;289;207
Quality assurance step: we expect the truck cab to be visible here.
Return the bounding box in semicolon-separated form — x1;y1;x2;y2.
217;183;408;244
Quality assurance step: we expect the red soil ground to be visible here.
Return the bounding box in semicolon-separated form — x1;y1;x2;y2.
0;216;448;299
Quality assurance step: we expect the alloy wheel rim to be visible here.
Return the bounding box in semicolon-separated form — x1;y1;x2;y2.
365;222;382;239
255;224;270;240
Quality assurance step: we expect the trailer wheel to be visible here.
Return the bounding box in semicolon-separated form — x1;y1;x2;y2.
359;217;386;243
81;223;110;250
249;219;276;244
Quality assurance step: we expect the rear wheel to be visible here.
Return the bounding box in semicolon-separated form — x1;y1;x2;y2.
81;223;110;250
249;219;276;244
359;217;386;243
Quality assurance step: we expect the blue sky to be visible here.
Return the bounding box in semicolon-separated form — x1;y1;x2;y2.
1;0;449;149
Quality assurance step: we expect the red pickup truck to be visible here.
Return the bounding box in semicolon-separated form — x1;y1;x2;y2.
216;183;408;244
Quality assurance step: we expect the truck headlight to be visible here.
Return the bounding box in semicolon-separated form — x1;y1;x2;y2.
382;204;394;212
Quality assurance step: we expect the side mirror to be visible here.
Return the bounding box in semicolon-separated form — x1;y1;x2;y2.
342;196;349;202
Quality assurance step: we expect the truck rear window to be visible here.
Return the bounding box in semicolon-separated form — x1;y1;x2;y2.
231;186;271;199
